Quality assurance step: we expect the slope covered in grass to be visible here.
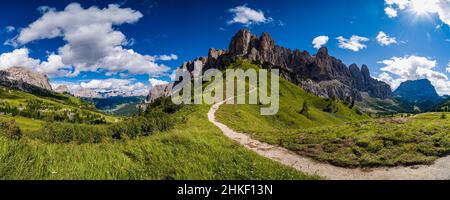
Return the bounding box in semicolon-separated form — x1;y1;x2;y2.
0;85;118;124
0;104;319;180
216;61;450;168
216;61;368;134
268;112;450;168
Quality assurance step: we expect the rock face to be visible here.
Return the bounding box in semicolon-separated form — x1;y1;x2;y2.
54;85;70;94
147;29;393;102
146;83;174;103
394;79;441;103
0;67;52;90
224;29;392;100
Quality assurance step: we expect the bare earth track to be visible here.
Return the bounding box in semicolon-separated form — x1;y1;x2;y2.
208;97;450;180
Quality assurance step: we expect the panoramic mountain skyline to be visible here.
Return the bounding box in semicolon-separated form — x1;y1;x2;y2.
0;0;449;95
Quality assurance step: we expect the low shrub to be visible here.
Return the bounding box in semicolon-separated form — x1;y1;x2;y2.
0;119;22;140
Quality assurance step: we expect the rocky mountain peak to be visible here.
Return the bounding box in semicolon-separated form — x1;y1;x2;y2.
394;79;441;103
361;64;370;79
146;83;174;103
147;29;393;103
0;67;52;91
316;47;329;58
349;64;360;73
208;48;226;60
228;29;255;56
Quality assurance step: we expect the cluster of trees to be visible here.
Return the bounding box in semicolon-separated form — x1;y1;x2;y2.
323;98;340;113
0;85;185;144
2;97;182;144
25;111;175;144
0;100;107;124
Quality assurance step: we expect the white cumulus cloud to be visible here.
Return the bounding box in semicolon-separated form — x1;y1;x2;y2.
385;0;410;10
54;78;150;97
336;35;370;52
0;48;41;70
4;26;15;33
312;36;329;49
377;55;450;95
376;31;398;46
227;5;273;26
7;3;171;78
0;48;72;77
384;0;450;27
384;7;398;18
157;54;178;61
149;78;169;87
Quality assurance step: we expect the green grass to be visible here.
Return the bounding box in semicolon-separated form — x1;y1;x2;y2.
218;96;450;167
356;92;409;114
216;61;450;168
0;115;44;133
216;62;368;133
0;104;319;180
0;86;118;123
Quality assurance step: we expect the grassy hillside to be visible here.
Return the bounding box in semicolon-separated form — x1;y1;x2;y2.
0;103;318;179
0;68;318;179
216;61;368;134
0;85;118;124
356;92;410;115
216;61;450;168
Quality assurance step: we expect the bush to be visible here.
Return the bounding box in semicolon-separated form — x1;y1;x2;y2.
323;99;339;113
0;119;22;140
111;113;175;139
32;122;110;144
299;101;310;118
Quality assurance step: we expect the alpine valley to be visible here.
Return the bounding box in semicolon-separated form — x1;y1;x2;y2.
0;1;449;181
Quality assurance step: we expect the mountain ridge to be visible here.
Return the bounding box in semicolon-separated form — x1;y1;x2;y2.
147;29;393;102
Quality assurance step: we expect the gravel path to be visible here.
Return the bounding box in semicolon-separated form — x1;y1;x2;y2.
208;97;450;180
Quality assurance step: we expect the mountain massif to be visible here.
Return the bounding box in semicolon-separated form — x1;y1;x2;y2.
151;29;392;102
394;79;441;103
0;67;52;91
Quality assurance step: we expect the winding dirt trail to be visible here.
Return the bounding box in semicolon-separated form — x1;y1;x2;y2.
208;97;450;180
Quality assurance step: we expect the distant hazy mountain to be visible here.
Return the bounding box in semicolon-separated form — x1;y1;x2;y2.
394;79;441;103
72;88;146;99
73;88;103;98
54;84;70;94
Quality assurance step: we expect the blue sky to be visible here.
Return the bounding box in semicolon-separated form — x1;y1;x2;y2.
0;0;449;95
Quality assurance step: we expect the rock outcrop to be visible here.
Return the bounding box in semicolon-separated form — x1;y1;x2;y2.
146;83;174;103
0;67;52;90
146;29;393;102
54;85;70;94
224;29;392;100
